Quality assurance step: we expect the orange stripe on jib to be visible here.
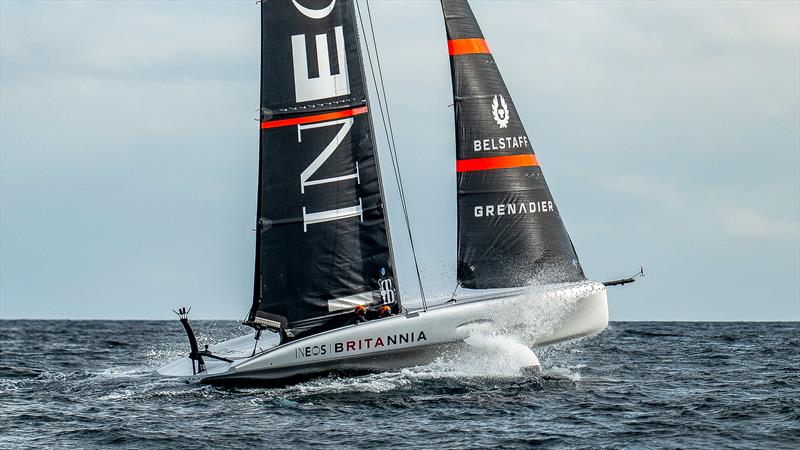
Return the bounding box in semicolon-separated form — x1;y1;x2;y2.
260;106;368;129
448;38;491;56
456;154;539;173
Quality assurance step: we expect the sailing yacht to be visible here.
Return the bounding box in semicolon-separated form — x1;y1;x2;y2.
156;0;612;384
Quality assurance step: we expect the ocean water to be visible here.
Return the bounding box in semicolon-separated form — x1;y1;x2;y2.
1;320;798;449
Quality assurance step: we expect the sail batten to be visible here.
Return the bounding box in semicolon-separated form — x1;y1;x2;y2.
260;106;368;129
248;0;397;338
442;0;585;288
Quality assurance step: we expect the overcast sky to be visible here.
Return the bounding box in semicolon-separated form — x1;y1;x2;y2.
1;0;798;321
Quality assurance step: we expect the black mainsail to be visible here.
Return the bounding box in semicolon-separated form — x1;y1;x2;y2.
442;0;584;288
248;0;397;338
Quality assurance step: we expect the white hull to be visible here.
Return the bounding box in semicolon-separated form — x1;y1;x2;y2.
155;281;608;384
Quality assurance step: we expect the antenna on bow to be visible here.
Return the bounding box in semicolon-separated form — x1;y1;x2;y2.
603;266;645;287
172;306;191;320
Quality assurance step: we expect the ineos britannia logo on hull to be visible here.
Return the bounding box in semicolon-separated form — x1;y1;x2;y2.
492;95;510;128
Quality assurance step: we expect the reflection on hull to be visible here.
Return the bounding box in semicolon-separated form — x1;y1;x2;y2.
208;342;466;387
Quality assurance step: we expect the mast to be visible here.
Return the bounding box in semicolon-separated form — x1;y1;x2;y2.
441;0;585;289
249;2;267;325
247;0;398;338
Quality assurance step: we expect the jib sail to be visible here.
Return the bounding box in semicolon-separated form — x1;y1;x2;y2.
441;0;584;288
248;0;397;338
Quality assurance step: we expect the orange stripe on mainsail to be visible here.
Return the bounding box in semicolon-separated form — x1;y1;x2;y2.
448;38;491;56
260;106;368;129
456;154;539;173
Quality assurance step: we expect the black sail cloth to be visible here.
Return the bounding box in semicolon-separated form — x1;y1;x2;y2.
441;0;585;288
248;0;397;338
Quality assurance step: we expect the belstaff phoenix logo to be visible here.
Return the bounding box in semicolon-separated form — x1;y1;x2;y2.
492;95;510;128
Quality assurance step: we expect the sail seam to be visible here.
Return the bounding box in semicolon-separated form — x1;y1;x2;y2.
262;203;386;226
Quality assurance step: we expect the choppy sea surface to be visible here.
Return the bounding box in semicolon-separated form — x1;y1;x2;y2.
1;320;798;449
